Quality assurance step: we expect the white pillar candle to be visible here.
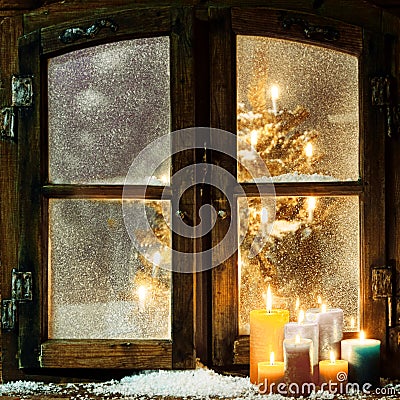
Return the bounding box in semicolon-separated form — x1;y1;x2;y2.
284;312;319;368
283;336;313;395
341;332;380;387
306;307;343;361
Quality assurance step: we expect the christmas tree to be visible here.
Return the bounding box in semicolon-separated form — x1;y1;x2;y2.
237;79;330;333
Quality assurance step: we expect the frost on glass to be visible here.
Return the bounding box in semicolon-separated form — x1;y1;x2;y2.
237;36;359;182
238;196;359;334
48;199;171;339
48;37;170;185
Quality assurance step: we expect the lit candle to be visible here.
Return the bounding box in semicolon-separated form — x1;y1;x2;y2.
250;130;258;148
284;310;319;371
306;306;343;361
305;142;313;158
307;197;317;223
319;350;348;389
250;285;289;383
270;85;279;115
283;335;313;392
258;352;285;394
340;331;381;387
137;285;147;312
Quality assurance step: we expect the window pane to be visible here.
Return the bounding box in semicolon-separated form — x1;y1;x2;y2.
237;36;359;182
238;196;359;334
48;37;170;185
48;199;171;339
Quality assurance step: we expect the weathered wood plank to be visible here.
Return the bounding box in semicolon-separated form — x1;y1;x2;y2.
40;340;172;369
231;8;363;56
240;182;364;197
170;7;196;369
42;185;171;199
361;29;387;367
40;7;172;55
210;7;238;367
17;29;42;369
0;15;24;382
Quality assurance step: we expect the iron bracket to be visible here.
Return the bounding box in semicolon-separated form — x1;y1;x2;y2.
1;269;32;331
0;107;16;141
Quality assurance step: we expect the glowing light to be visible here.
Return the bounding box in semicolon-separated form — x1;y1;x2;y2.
305;142;313;158
298;310;305;324
317;295;322;305
261;207;268;224
308;196;317;211
270;351;275;365
295;334;301;344
330;350;336;364
270;85;279;115
271;85;279;101
250;130;258;148
295;297;300;311
137;285;147;312
321;304;327;313
360;330;365;342
308;197;317;223
266;285;273;313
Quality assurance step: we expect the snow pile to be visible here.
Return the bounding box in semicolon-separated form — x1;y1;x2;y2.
90;369;264;399
0;380;64;396
271;172;338;182
0;370;396;399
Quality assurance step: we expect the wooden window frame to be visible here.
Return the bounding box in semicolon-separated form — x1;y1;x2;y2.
17;7;196;370
209;7;388;367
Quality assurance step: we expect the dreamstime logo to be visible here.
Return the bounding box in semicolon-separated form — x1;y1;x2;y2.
122;127;276;273
258;371;392;396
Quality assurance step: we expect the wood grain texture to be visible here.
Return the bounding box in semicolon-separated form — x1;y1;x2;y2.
360;29;387;357
240;182;364;197
0;15;24;382
40;340;172;369
209;7;238;367
42;185;171;199
17;29;42;369
231;8;363;56
170;7;196;369
40;7;172;55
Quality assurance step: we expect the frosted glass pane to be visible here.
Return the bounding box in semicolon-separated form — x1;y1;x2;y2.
237;36;359;182
48;199;171;339
238;196;359;335
48;37;170;185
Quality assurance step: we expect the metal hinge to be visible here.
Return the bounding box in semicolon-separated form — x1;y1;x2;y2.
1;269;32;330
372;265;393;299
371;75;399;138
1;75;33;142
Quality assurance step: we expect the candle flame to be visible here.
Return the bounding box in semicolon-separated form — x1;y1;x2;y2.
321;303;327;313
295;297;300;311
266;285;272;313
317;295;322;305
261;207;268;224
305;142;313;158
360;330;365;342
330;351;336;364
137;285;147;303
271;85;279;101
298;310;305;324
295;334;301;344
270;351;275;365
250;130;258;148
308;196;317;211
